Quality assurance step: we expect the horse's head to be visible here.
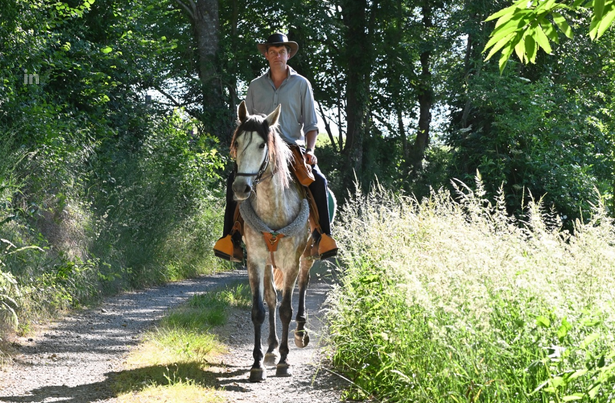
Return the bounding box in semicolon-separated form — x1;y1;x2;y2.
230;101;290;201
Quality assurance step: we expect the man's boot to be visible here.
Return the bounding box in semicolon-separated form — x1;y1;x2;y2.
311;229;338;260
213;223;243;262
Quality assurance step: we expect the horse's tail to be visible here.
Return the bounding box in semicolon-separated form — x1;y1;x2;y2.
273;267;284;290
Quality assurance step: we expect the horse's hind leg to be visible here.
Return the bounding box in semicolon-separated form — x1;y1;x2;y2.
264;264;279;366
248;264;267;382
295;253;313;348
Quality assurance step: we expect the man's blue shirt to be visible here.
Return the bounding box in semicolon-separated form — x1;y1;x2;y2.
245;66;318;146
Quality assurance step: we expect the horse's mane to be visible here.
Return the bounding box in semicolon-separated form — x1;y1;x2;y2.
230;113;293;189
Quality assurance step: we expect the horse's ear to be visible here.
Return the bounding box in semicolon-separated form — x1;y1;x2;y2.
266;104;281;127
238;101;248;123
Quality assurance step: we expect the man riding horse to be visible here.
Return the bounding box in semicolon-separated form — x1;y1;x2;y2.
214;32;338;261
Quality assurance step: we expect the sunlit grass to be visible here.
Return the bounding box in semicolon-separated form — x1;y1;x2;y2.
112;283;251;402
117;381;223;403
326;179;615;402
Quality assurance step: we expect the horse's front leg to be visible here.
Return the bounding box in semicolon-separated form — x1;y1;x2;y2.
249;264;267;382
276;281;294;377
295;254;313;348
264;264;279;366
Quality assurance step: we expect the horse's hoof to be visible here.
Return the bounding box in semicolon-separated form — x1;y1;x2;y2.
276;363;292;377
249;368;267;382
294;330;310;348
264;352;279;366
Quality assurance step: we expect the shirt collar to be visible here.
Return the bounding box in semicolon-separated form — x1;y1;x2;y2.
267;66;297;81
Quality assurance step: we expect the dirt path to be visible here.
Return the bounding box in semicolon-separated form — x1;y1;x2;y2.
0;269;344;402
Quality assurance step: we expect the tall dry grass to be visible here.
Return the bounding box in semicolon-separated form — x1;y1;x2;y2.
327;178;615;402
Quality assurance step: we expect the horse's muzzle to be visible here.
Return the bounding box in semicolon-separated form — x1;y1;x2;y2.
232;179;253;201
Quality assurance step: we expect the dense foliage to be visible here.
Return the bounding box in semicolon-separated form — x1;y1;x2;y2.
0;0;230;340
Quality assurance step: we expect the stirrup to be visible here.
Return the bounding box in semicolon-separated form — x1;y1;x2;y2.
213;234;243;262
310;231;338;260
317;233;338;259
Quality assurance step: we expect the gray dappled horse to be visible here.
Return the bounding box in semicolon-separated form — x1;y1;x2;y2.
231;101;314;382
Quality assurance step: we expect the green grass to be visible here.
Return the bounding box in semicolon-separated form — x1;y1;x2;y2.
111;282;251;402
326;180;615;402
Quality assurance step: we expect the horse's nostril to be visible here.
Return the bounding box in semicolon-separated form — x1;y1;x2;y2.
244;185;252;194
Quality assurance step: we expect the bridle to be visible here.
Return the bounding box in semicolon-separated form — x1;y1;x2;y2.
235;146;273;186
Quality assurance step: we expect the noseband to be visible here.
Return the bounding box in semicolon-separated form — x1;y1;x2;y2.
235;148;272;186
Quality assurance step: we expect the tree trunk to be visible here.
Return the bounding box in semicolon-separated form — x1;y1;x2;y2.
408;0;434;176
341;0;371;188
399;106;408;160
175;0;230;136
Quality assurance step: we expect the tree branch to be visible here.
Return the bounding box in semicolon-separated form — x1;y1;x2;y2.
318;102;339;153
153;85;185;108
174;0;195;21
152;85;204;121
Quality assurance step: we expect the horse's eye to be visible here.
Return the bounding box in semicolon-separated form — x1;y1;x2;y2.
259;143;266;149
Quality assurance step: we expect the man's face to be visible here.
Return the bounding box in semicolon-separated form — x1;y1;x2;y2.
265;45;290;68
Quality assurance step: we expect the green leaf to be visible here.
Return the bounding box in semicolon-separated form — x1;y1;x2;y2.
568;368;588;380
499;43;516;73
552;12;574;38
485;33;517;61
485;6;515;23
536;0;558;13
590;15;601;39
596;4;615;38
550;376;566;388
589;0;610;39
535;24;553;53
484;11;534;60
494;7;532;29
485;0;528;22
536;315;551;327
540;17;559;42
562;393;584;401
514;37;527;62
588;383;602;398
486;11;532;48
557;317;572;341
101;46;113;54
595;0;605;20
580;333;600;348
525;33;537;63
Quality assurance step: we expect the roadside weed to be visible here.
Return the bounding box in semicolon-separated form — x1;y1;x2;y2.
326;181;615;402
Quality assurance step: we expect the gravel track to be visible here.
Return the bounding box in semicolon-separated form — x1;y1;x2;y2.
0;269;344;402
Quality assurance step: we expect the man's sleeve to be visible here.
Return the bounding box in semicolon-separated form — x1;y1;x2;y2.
302;81;319;134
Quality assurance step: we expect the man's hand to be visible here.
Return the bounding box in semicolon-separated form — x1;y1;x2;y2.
305;149;317;165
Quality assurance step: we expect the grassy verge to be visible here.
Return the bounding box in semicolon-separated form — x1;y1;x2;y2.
326;180;615;402
111;282;251;402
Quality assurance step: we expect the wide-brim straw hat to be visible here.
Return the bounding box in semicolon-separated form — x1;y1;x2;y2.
257;33;299;59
